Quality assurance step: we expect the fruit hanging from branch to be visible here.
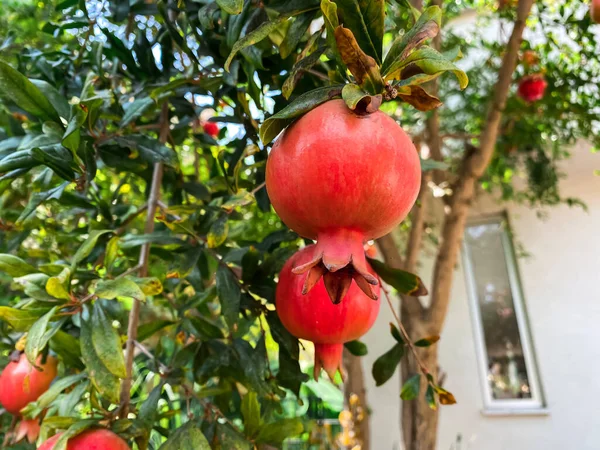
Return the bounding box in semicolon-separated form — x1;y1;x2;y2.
38;429;130;450
517;74;548;102
266;99;421;303
13;419;40;444
276;245;380;380
202;121;219;138
0;353;57;415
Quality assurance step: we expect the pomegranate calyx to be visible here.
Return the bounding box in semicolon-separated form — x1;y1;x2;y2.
314;343;345;382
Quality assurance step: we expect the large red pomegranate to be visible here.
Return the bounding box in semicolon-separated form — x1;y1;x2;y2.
39;429;130;450
592;0;600;23
202;121;219;137
266;100;421;303
276;245;380;380
0;353;58;415
517;74;548;102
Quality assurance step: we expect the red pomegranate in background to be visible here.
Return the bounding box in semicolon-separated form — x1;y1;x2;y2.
517;74;548;102
202;121;219;137
276;245;380;380
39;429;130;450
266;100;421;303
592;0;600;23
14;419;40;444
0;353;58;415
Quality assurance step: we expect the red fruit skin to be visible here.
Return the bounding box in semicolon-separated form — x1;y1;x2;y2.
0;353;58;415
517;75;548;102
593;0;600;23
39;429;130;450
266;99;421;241
14;419;40;443
202;121;219;137
276;245;380;379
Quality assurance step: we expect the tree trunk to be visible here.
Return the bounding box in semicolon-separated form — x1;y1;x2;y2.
343;350;371;450
377;1;535;448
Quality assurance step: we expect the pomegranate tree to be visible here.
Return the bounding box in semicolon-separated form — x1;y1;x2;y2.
266;100;421;303
0;353;58;415
39;429;130;450
517;74;548;102
276;245;380;379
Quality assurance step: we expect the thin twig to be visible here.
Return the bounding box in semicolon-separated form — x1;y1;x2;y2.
134;340;169;374
250;181;266;196
380;282;430;377
115;203;148;235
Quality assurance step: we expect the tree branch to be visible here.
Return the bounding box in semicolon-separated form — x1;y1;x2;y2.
427;0;534;330
119;102;170;416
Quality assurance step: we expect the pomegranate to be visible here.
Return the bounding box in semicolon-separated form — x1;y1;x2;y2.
364;242;378;259
517;74;548;102
0;353;58;415
592;0;600;23
202;121;219;137
276;245;380;380
266;100;421;302
14;419;40;443
39;429;130;450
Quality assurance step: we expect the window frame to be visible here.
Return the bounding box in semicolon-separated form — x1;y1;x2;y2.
462;214;546;413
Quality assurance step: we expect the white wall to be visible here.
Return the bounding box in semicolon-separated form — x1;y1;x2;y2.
362;142;600;450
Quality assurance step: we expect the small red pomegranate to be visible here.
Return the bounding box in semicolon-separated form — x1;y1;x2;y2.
0;353;58;415
202;121;219;138
592;0;600;23
276;245;380;380
266;100;421;303
39;429;130;450
517;74;548;102
13;419;41;443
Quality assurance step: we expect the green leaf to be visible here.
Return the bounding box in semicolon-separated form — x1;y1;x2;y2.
225;17;287;72
321;0;340;58
46;267;71;300
241;391;262;438
50;330;83;370
138;383;163;427
30;79;70;120
221;191;255;213
120;96;154;127
216;0;243;15
260;84;344;145
104;236;120;270
414;335;440;347
341;83;382;113
401;374;421;401
390;323;403;344
17;182;68;224
344;340;368;356
62;105;87;152
381;6;442;76
95;278;145;301
72;230;112;267
158;422;210;450
421;158;448;171
367;258;428;296
334;26;384;94
425;384;437;410
0;254;37;277
207;214;229;248
113;135;178;168
91;302;126;378
80;309;120;403
51;420;98;450
280;12;314;59
333;0;384;63
256;418;303;446
0;307;48;331
0;61;61;122
137;320;176;342
216;266;241;328
282;47;327;99
22;372;86;418
25;306;58;366
372;343;404;386
128;277;163;296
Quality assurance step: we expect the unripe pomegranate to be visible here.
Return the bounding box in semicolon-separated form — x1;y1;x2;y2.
0;353;58;415
517;74;548;102
276;245;380;380
202;121;219;137
14;419;40;443
592;0;600;23
266;100;421;303
39;429;130;450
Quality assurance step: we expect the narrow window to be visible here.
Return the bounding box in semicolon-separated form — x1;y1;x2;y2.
462;216;545;412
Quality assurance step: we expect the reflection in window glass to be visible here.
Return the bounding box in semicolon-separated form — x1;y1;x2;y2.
464;220;542;406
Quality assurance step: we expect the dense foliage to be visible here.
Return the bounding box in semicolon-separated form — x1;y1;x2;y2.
0;0;597;449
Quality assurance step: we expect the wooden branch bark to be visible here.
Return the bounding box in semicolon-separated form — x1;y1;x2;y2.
119;102;169;416
343;349;371;450
427;0;535;332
